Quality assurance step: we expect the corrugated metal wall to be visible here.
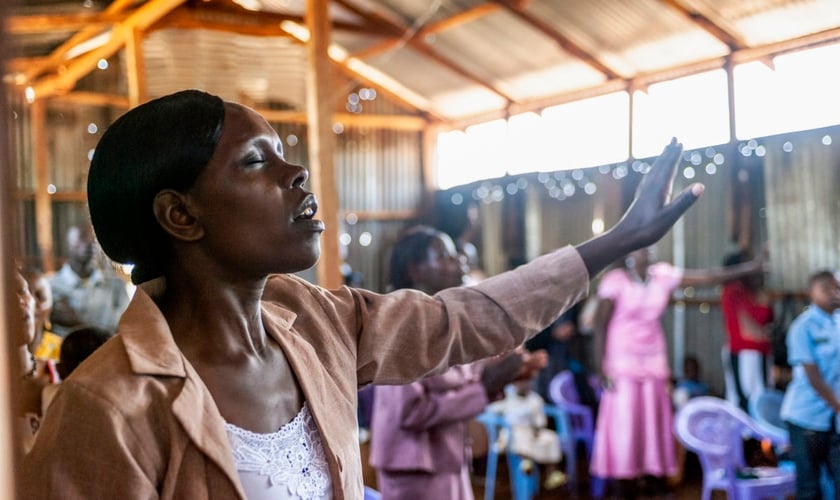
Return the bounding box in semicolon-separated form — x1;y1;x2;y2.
764;127;840;291
457;142;783;396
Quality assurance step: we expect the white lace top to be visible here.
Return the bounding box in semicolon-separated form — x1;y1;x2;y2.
225;403;332;500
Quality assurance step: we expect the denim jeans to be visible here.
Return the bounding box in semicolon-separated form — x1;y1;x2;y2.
786;421;840;500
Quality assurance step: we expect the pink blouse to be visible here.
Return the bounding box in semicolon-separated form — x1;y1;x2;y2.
598;263;683;380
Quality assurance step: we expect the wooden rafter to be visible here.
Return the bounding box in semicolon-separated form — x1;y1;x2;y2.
351;3;502;60
29;0;186;99
4;12;122;34
16;0;138;83
336;0;516;104
660;0;746;50
492;0;621;80
51;90;428;129
152;1;381;35
443;25;840;129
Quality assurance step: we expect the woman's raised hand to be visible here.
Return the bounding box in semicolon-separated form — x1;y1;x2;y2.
576;138;704;277
614;138;704;247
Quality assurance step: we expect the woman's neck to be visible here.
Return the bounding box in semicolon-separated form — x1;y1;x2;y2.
626;265;648;284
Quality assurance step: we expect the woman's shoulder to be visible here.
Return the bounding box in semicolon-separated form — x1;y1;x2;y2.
63;335;179;414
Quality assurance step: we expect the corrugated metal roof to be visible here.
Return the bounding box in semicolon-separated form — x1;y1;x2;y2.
7;0;840;123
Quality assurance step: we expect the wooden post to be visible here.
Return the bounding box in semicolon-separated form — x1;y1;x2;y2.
31;99;55;273
305;0;342;288
420;124;439;218
2;4;23;494
125;28;148;107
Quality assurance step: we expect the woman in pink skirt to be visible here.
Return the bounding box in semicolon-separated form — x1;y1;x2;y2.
590;246;762;498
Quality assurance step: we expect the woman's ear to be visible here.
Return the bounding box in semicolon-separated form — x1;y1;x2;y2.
153;190;204;242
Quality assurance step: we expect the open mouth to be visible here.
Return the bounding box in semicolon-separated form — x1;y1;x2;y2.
294;196;318;221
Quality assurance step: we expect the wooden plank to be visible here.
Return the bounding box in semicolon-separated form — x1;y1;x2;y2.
30;100;54;273
346;209;420;221
3;12;120;34
152;3;375;36
259;109;427;130
305;0;342;289
30;0;187;99
52;91;130;109
420;125;439;215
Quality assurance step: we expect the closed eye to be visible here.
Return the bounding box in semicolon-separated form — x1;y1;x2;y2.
244;154;265;167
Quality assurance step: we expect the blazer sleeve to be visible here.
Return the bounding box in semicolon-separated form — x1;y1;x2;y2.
348;246;589;386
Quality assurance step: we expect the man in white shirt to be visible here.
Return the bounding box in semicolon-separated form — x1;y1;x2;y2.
49;224;130;336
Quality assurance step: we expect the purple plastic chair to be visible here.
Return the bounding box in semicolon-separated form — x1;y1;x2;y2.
547;370;601;494
674;396;796;500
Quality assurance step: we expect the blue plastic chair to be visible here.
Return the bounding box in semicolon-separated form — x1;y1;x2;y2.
674;396;796;500
476;409;541;500
363;486;381;500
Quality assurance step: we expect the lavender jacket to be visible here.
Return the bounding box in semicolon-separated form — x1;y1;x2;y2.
370;363;488;474
22;246;588;499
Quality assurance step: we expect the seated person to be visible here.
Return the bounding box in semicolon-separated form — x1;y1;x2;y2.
488;379;567;490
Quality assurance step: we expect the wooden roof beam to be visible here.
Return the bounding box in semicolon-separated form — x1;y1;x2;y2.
28;0;187;100
441;27;840;130
659;0;746;51
280;21;441;120
351;3;501;60
4;12;122;34
182;0;384;35
335;0;516;104
15;0;138;83
492;0;621;80
48;90;427;129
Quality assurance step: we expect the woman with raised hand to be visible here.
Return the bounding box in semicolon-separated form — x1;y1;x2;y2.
23;89;699;499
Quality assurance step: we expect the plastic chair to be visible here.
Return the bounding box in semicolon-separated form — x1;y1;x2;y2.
547;370;600;493
476;409;541;500
363;486;381;500
674;396;796;500
749;389;834;499
747;389;789;447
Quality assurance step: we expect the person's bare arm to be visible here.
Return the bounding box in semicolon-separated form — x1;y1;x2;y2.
592;298;615;387
576;139;703;278
803;363;840;413
679;259;763;287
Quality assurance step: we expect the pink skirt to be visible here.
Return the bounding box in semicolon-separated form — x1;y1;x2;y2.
589;376;677;479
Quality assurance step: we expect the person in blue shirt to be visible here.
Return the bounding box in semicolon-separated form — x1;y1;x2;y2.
780;269;840;499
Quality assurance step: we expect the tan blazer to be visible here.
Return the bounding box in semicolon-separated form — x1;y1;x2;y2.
22;246;588;499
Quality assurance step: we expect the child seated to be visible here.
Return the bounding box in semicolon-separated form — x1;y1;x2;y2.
672;354;709;409
488;379;567;490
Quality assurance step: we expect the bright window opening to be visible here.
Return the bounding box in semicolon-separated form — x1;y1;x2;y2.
734;43;840;139
632;70;730;159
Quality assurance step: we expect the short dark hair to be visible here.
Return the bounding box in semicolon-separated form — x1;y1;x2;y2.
387;225;442;291
723;249;750;268
87;90;225;284
808;269;837;288
59;325;114;378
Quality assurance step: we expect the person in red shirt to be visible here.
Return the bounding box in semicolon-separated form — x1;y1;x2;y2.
720;250;774;411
